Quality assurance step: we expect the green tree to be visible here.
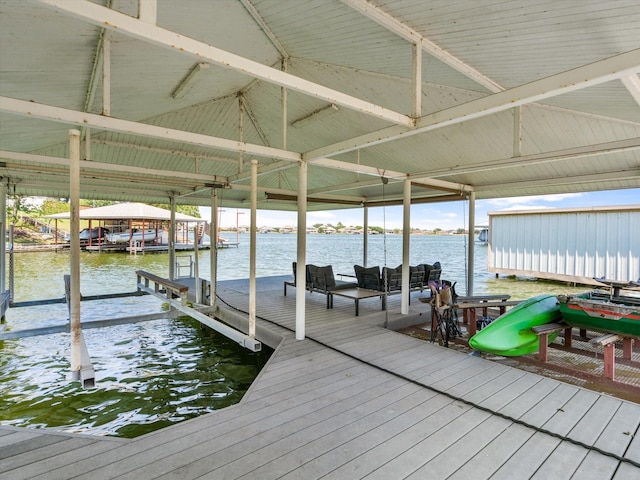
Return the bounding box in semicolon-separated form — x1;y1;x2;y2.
152;203;200;217
7;195;37;225
39;199;70;217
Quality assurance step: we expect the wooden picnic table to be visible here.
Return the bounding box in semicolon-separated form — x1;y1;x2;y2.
454;294;519;336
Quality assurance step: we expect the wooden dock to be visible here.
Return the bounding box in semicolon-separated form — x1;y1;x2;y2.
1;276;639;479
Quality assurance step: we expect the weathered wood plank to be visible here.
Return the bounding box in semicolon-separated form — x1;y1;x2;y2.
3;276;637;480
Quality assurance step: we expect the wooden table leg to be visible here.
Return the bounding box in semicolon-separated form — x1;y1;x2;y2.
603;343;616;380
564;327;572;348
538;334;549;362
623;338;633;360
468;309;477;336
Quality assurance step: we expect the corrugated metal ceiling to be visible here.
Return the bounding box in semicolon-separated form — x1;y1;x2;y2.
0;0;638;210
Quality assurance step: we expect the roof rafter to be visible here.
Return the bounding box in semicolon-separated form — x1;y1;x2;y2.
0;97;301;163
621;74;640;106
38;0;414;128
0;150;229;186
306;49;640;160
417;137;640;179
341;0;503;93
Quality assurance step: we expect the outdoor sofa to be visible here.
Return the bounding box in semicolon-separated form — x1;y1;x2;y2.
284;262;356;308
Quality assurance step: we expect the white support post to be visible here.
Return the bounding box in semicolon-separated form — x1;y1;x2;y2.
69;129;94;387
296;160;307;340
193;223;200;304
238;96;244;174
401;178;411;314
0;182;5;294
467;191;476;296
513;106;522;157
362;204;368;267
210;188;218;308
138;0;157;24
102;33;110;117
69;129;81;376
282;58;288;150
168;196;176;280
412;42;422;118
249;159;258;338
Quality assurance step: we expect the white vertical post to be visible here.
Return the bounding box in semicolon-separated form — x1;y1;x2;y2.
69;129;84;382
467;191;476;296
513;106;522;157
282;58;288;149
249;159;258;338
362;204;368;267
412;43;422;118
138;0;157;24
238;96;244;174
401;178;411;314
210;189;218;307
0;182;5;294
193;223;200;304
168;196;176;280
102;34;110;117
296;160;307;340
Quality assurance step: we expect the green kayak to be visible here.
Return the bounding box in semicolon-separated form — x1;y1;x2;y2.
469;294;562;356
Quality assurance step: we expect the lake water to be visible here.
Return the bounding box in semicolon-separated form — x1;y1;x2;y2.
1;233;589;437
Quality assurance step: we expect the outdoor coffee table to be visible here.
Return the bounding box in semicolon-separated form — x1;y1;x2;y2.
330;287;386;316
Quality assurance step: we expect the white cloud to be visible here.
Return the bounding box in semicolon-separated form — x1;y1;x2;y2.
485;193;584;208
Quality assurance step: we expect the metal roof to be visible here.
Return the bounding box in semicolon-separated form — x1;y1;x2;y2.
45;202;204;221
1;0;639;211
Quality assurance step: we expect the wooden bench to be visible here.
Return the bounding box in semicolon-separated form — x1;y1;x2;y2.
136;270;189;306
532;322;571;362
589;333;636;381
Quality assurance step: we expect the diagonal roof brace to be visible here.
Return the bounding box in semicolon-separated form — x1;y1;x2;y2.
306;49;640;160
0;97;301;163
341;0;504;93
38;0;415;128
310;157;473;194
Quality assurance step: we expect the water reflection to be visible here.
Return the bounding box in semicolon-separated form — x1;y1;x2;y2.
0;317;271;438
2;234;589;437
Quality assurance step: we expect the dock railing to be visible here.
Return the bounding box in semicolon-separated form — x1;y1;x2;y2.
136;270;189;306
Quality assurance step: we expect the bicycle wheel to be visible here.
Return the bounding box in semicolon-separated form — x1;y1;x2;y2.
440;309;450;347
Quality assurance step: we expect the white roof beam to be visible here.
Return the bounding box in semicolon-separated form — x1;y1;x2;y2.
0;150;229;186
239;0;288;60
0;97;301;163
621;74;640;106
311;157;473;193
475;169;640;192
38;0;414;128
419;137;640;179
230;183;365;204
306;49;640;160
341;0;503;93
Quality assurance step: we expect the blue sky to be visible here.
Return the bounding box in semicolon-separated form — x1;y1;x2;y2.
202;188;638;231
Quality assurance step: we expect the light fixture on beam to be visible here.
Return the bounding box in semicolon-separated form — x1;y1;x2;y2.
265;192;361;205
291;103;339;128
171;63;210;99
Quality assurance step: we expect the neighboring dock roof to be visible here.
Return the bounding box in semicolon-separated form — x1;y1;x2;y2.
45;202;205;222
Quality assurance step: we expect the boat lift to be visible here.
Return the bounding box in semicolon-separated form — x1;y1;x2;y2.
135;270;261;352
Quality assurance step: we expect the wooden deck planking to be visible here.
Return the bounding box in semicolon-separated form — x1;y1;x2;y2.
161;383;432;480
88;368;412;479
2;276;639;479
